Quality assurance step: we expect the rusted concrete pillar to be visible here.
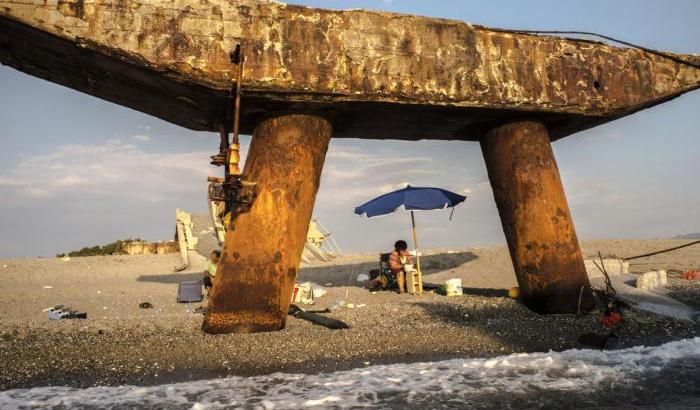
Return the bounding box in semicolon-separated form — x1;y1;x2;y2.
203;113;332;334
480;121;594;314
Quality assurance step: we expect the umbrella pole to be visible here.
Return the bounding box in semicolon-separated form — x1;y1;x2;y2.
410;211;423;293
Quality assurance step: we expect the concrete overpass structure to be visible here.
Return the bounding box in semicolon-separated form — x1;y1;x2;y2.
1;0;699;333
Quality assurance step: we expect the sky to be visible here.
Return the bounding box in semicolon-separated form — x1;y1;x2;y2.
0;0;699;258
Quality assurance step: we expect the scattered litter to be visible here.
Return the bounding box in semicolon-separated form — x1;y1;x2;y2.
42;305;63;312
364;361;371;366
324;282;333;286
43;285;53;289
177;279;203;303
102;307;108;310
311;283;327;299
288;304;349;329
347;303;355;309
330;300;345;311
292;282;315;305
356;273;370;282
681;269;699;280
139;302;153;309
445;278;463;296
305;308;331;314
61;256;71;262
47;306;87;320
600;311;622;327
635;270;667;289
96;290;102;294
356;303;367;308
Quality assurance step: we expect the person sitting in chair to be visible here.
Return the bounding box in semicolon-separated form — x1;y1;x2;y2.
203;250;220;289
388;240;413;294
198;250;220;313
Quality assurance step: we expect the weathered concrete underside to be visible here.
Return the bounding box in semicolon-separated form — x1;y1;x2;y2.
1;0;698;140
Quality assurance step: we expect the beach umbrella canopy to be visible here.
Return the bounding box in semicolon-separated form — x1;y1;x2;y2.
354;185;466;291
354;185;466;218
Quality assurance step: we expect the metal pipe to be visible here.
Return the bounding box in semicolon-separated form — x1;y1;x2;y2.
410;211;423;293
229;44;244;176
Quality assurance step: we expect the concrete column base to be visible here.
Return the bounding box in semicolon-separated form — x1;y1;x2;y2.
480;121;594;314
203;113;332;334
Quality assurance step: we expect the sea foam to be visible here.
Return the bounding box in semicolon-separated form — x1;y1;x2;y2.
1;337;699;409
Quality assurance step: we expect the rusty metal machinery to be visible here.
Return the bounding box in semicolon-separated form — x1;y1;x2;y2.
208;44;256;223
203;113;333;334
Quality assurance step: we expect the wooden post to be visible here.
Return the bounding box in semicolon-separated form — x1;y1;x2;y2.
202;113;332;334
410;211;423;293
480;121;594;314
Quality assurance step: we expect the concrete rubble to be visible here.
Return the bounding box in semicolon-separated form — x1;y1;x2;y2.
635;270;668;290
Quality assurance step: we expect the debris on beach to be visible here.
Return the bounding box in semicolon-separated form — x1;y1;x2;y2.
46;306;87;320
635;270;668;289
292;282;328;305
288;304;349;330
445;278;463;296
680;269;699;280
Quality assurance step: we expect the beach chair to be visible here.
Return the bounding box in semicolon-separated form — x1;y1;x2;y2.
378;253;421;294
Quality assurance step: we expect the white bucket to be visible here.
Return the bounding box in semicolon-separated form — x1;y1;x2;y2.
445;278;463;296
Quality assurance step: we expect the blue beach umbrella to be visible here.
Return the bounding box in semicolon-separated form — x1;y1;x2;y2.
354;185;466;218
354;185;467;283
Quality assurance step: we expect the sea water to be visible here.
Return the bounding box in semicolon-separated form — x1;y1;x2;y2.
1;337;699;409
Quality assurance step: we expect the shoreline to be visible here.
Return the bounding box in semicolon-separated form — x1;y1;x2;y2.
2;291;697;390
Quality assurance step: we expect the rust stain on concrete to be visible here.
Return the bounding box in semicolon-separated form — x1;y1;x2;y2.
203;113;332;334
481;121;594;314
1;0;698;139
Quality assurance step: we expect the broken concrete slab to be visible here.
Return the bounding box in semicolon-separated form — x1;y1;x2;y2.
590;273;698;322
635;270;668;290
584;258;629;279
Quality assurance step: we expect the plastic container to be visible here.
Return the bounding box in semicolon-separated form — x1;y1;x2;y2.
445;278;463;296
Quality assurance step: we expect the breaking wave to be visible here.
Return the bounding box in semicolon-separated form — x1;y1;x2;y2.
1;337;699;409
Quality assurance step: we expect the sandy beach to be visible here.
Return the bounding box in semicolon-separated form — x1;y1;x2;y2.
0;239;698;390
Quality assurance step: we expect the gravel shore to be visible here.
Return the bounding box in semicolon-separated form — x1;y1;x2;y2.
0;239;698;390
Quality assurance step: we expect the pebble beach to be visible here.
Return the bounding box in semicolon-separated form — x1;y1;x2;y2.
0;239;698;390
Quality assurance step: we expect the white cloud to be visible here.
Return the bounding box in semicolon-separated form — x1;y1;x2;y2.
0;141;217;203
132;134;150;142
319;145;442;206
565;178;623;205
378;181;411;193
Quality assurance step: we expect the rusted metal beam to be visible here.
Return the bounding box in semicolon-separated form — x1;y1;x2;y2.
202;113;332;334
1;1;698;140
480;121;594;314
